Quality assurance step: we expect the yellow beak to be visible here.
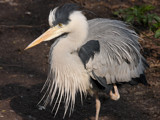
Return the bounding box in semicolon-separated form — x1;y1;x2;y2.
25;26;61;50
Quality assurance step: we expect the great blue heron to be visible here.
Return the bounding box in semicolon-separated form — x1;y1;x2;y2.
25;3;149;120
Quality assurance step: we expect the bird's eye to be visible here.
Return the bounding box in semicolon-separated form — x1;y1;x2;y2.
58;23;63;28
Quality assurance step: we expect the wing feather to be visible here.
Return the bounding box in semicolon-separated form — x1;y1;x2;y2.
82;18;149;84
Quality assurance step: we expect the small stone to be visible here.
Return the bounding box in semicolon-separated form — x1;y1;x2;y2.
38;105;45;110
25;11;31;15
29;74;34;78
0;113;4;117
9;110;14;112
28;115;36;120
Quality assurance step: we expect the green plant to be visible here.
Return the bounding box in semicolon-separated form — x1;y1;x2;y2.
113;5;160;38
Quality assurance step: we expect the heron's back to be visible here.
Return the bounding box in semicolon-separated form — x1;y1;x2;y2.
83;18;148;84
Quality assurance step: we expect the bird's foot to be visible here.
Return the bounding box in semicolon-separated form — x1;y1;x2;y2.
109;85;120;100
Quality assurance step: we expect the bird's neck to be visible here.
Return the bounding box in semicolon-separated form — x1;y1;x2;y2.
51;21;88;67
54;12;89;54
67;20;88;51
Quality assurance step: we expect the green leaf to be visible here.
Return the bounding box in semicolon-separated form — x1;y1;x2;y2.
155;28;160;38
141;5;155;13
113;9;125;17
147;14;154;23
126;15;134;23
142;16;148;24
113;4;159;29
153;22;160;29
113;11;119;16
133;7;138;16
153;15;160;22
136;17;142;24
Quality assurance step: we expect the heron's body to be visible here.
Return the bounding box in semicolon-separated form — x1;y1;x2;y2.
25;3;149;120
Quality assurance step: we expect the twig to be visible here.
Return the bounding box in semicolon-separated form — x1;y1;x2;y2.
0;64;22;68
0;24;47;28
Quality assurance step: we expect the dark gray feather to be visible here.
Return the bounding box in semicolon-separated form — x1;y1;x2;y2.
78;40;100;66
53;3;79;25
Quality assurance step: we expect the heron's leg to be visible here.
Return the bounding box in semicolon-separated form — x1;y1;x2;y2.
95;94;101;120
109;85;120;100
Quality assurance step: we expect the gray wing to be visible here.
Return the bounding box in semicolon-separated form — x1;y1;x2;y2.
79;18;148;85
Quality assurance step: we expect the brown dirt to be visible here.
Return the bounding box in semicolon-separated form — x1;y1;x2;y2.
0;0;160;120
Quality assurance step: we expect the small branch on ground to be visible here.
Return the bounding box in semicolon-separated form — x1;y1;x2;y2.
0;24;47;28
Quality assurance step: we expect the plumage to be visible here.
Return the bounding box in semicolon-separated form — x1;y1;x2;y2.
78;40;100;66
85;18;148;84
25;3;149;120
53;3;79;25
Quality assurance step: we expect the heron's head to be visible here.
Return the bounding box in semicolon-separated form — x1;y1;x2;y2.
25;3;87;50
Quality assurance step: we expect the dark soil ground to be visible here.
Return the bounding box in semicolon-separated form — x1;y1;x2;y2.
0;0;160;120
